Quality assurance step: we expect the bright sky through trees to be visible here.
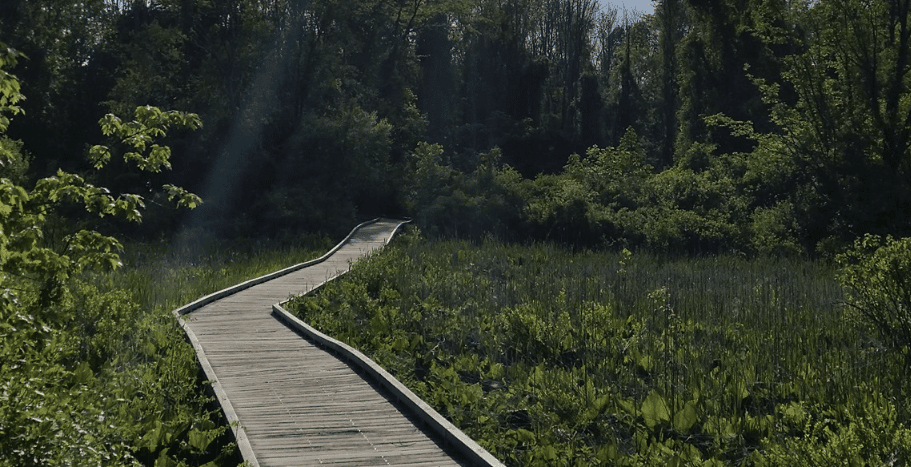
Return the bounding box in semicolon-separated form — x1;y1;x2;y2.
602;0;655;15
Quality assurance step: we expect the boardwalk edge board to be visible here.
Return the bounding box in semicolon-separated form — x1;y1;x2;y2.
272;302;506;467
172;218;381;467
175;320;257;465
173;217;382;318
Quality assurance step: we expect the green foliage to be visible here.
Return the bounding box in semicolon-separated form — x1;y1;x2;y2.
640;391;671;430
287;231;902;466
785;0;911;180
408;127;760;252
760;397;911;466
748;201;801;256
0;228;329;466
402;0;908;254
92;106;202;172
0;47;24;134
406;142;453;219
1;0;908;254
523;129;651;244
405;143;524;238
637;165;743;251
0;101;201;299
0;44;246;466
837;235;911;352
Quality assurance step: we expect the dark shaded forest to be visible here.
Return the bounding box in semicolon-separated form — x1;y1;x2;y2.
2;0;909;253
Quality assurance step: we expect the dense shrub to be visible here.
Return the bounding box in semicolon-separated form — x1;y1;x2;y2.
838;235;911;353
405;143;524;238
404;128;823;255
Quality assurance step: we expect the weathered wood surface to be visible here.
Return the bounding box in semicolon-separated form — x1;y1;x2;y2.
181;219;471;466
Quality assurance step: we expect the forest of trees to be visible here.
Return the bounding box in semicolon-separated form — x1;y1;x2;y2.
0;0;908;253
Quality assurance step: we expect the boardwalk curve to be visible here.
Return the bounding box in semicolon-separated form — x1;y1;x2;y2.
174;219;502;466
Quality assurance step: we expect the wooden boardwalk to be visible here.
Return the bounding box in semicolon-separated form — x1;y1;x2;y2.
175;219;491;466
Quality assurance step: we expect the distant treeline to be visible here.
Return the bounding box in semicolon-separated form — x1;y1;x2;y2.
1;0;909;252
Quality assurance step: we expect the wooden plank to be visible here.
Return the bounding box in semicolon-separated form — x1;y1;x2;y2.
179;219;489;467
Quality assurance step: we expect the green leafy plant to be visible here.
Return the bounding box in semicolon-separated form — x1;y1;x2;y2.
0;42;227;466
837;235;911;352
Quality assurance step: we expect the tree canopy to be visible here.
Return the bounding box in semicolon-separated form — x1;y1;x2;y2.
0;0;908;249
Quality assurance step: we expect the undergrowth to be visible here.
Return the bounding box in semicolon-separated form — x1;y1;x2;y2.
93;231;333;466
288;227;911;466
0;230;331;466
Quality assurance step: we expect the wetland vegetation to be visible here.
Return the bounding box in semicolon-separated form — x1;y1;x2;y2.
290;228;911;466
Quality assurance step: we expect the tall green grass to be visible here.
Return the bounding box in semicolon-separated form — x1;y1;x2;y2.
289;227;911;466
63;231;334;466
111;230;334;313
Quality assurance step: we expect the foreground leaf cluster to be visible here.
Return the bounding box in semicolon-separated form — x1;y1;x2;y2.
0;45;238;466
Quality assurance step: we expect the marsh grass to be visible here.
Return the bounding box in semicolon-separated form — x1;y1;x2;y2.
111;230;334;313
289;227;911;466
66;230;333;466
